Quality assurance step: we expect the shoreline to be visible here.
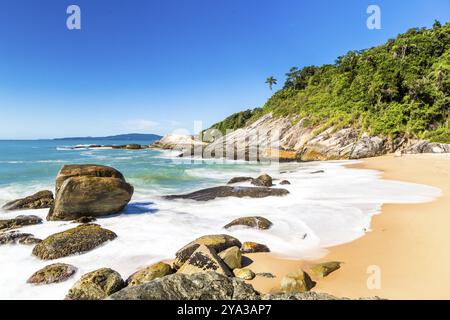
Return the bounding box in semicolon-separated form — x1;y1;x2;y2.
247;153;450;299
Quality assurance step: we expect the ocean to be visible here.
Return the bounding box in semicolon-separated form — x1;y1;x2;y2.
0;139;441;299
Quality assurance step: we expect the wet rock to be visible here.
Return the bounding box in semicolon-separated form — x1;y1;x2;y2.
224;216;273;230
108;272;260;300
218;246;242;270
2;190;54;211
227;177;254;185
72;216;97;224
165;186;289;202
251;174;273;187
48;164;134;221
241;242;270;253
233;268;255;280
66;268;125;300
0;215;43;231
125;144;142;150
126;262;174;287
279;180;291;185
310;170;325;174
0;231;41;245
32;224;117;260
27;263;77;285
281;270;315;293
310;261;341;278
174;234;242;269
177;244;232;276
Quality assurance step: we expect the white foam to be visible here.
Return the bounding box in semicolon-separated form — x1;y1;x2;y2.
0;161;441;299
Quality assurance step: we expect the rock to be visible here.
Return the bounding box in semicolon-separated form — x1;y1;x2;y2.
279;180;291;185
108;272;260;300
349;134;386;159
281;270;316;293
0;231;41;245
241;241;270;253
54;165;125;195
66;268;125;300
72;216;97;224
255;272;276;278
251;174;273;187
310;170;325;174
177;244;232;276
224;216;273;230
126;262;174;287
263;292;343;300
32;224;117;260
2;190;54;211
49;174;134;221
174;234;242;269
125;144;142;150
27;263;77;285
402;140;450;154
165;186;289;202
227;177;254;185
233;268;255;280
0;215;43;231
310;261;341;278
218;246;242;270
151;134;206;151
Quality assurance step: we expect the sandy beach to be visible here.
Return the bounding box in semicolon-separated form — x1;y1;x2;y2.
247;154;450;299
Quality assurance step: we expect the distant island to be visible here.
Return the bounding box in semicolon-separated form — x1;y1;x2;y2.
54;133;162;142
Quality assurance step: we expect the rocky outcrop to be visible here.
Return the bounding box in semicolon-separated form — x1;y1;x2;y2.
251;174;273;187
218;246;242;270
151;134;206;151
126;262;174;287
233;268;256;280
177;244;232;276
402;140;450;154
0;215;43;231
2;190;54;211
0;231;41;245
224;216;273;230
108;272;260;300
66;268;125;300
32;224;117;260
174;234;241;269
27;263;77;285
227;177;254;184
48;165;134;221
281;270;315;293
310;261;341;278
165;186;289;202
241;242;270;253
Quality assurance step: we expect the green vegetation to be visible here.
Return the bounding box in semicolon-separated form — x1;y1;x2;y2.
209;22;450;143
206;108;261;135
265;76;278;91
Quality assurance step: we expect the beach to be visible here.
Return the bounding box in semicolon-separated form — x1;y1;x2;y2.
247;154;450;300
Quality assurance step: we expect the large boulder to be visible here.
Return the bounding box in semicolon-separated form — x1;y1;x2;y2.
66;268;125;300
177;244;232;276
2;191;54;211
218;246;242;270
32;224;117;260
251;174;273;187
224;216;273;230
27;263;77;285
0;215;43;231
126;262;174;287
108;272;260;300
281;270;316;293
165;186;289;202
241;241;270;253
174;234;242;269
0;231;41;245
48;164;133;221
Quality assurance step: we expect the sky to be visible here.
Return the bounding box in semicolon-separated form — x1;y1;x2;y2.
0;0;449;139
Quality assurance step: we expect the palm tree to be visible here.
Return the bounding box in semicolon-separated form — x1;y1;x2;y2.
265;76;277;91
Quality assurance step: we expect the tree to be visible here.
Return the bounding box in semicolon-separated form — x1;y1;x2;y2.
265;76;277;90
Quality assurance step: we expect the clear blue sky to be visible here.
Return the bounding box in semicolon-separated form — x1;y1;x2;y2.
0;0;449;139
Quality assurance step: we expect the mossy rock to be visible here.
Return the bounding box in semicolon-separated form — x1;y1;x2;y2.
32;224;117;260
310;261;341;278
27;263;77;285
174;234;241;269
177;244;232;276
224;216;273;230
233;268;255;280
66;268;125;300
218;246;242;270
126;262;174;287
241;241;270;253
2;190;54;211
281;270;316;293
251;174;273;187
